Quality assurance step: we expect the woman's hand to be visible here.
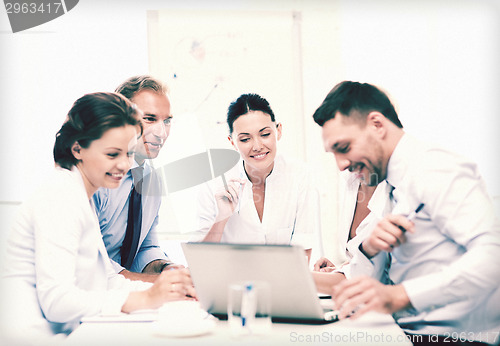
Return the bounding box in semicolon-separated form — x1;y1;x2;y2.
148;268;196;305
121;268;196;313
313;257;336;272
214;178;246;222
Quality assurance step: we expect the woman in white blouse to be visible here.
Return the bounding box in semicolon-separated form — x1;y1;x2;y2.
195;93;319;260
313;171;387;272
1;92;194;343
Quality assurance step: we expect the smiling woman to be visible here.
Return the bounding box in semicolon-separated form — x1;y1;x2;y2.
1;92;195;343
71;126;138;196
52;92;143;196
193;93;320;262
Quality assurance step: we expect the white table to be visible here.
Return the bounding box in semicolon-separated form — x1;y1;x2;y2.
65;311;412;346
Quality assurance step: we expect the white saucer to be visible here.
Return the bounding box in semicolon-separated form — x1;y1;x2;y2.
153;318;216;338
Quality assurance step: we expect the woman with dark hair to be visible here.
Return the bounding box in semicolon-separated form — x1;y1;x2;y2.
195;93;319;260
2;92;194;343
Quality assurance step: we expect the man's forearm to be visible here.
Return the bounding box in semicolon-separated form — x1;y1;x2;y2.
312;271;346;294
118;260;169;283
389;284;412;312
142;259;169;274
119;269;159;283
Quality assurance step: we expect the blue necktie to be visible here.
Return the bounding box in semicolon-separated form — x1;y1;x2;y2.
384;182;396;285
121;166;143;270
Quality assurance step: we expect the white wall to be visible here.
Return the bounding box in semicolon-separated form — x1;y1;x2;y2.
299;0;500;261
1;0;499;263
0;1;152;203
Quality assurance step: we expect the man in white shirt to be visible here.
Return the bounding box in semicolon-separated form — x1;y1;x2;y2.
312;81;500;345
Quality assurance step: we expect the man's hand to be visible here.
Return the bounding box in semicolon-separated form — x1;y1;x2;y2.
331;276;410;320
313;257;336;272
360;214;416;258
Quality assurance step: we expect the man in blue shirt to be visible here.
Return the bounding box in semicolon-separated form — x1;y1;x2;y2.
93;75;182;283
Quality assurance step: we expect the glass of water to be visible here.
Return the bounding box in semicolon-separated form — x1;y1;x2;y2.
227;281;272;337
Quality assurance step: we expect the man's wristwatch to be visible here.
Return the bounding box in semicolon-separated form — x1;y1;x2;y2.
159;262;173;272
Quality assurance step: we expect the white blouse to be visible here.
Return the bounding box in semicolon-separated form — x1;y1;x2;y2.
336;170;388;262
194;155;319;249
1;167;148;343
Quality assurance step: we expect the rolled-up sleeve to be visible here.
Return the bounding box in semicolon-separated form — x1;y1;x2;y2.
131;214;168;273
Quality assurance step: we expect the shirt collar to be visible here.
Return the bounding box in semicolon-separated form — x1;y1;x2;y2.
69;165;94;201
237;154;284;184
129;159;150;177
386;133;418;189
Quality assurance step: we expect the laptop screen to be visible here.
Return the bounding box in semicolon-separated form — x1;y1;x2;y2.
182;242;337;323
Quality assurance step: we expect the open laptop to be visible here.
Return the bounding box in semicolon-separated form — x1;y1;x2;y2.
182;242;339;324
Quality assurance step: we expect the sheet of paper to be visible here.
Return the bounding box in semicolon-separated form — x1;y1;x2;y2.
81;309;159;323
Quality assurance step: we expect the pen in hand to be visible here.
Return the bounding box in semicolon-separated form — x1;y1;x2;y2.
221;175;245;214
235;181;244;214
399;203;425;232
235;171;247;214
221;174;228;190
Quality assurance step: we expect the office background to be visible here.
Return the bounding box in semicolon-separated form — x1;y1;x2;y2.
1;0;499;264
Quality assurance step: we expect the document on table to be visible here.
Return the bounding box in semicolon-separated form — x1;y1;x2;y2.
80;309;159;323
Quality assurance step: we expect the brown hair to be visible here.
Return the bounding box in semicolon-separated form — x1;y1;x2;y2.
53;92;143;170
